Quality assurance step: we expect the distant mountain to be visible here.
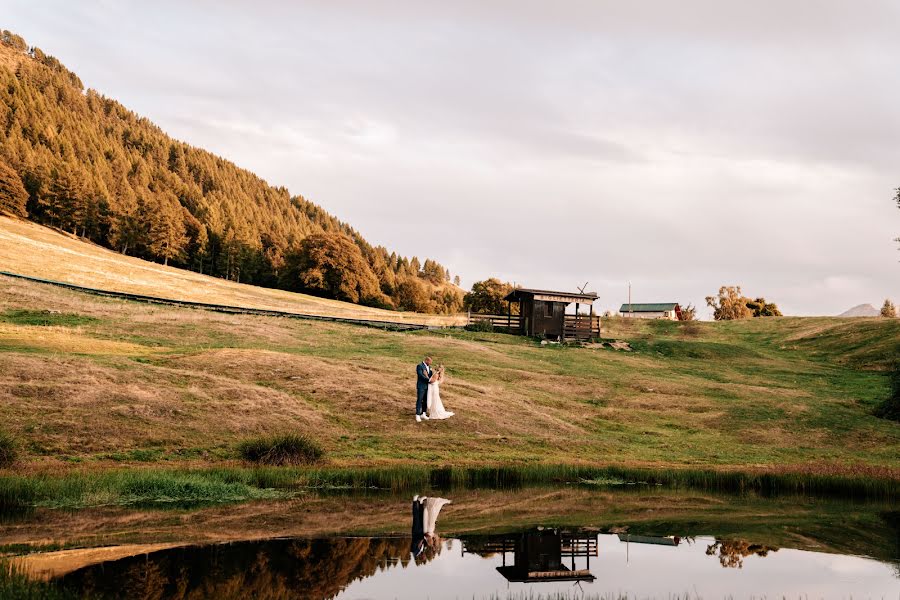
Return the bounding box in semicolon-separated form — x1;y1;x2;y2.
838;304;879;318
0;30;462;313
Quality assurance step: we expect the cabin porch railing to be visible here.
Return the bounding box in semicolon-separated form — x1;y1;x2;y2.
563;314;601;341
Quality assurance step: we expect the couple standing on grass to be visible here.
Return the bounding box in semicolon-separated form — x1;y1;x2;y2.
415;356;454;422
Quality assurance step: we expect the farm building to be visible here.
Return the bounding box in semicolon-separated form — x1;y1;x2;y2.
620;302;682;320
468;287;600;341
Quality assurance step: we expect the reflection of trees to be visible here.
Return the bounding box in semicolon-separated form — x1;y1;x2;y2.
881;511;899;579
58;537;436;599
705;539;778;568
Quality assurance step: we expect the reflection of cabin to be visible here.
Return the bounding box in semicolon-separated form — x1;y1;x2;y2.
468;288;600;341
462;528;597;583
620;302;681;320
616;533;682;546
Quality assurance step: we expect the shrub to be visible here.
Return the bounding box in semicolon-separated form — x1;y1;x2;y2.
0;431;19;468
465;319;494;333
238;434;324;466
678;304;697;321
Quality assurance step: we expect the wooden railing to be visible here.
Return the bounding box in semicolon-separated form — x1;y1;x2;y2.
467;313;521;331
563;314;601;340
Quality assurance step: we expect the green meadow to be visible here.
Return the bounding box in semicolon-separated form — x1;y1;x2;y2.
0;274;897;506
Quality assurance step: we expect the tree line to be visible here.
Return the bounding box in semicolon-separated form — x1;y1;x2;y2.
0;30;463;313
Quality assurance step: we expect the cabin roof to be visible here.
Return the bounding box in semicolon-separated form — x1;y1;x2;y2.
505;288;598;304
619;302;679;312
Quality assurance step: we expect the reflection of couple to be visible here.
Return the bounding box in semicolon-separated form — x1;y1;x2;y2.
410;495;451;558
415;356;454;423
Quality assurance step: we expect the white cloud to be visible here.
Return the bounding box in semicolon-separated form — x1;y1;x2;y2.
5;0;899;315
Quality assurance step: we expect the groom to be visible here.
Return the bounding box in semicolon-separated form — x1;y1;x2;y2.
415;356;433;422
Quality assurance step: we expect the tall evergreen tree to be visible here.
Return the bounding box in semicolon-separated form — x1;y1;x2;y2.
0;160;28;216
146;192;188;265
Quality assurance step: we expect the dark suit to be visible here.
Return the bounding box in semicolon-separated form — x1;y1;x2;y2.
410;498;426;556
416;362;431;416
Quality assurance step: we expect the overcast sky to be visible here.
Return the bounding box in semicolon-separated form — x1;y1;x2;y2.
6;0;899;316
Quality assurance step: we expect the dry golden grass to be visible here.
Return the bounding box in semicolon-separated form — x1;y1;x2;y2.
0;215;464;326
0;324;158;355
0;272;897;472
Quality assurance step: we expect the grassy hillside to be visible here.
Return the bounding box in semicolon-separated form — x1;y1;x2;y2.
0;215;462;325
0;273;897;476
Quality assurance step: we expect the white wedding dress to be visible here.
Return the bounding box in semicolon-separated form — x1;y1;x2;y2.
427;379;454;419
423;497;451;536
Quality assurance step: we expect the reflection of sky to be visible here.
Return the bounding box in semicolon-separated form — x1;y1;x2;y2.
336;535;899;599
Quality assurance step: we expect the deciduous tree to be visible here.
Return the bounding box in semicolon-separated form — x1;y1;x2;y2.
705;286;752;321
394;275;432;312
464;278;518;314
281;232;383;305
746;297;782;317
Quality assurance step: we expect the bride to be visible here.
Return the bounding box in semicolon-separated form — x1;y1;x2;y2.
427;365;454;419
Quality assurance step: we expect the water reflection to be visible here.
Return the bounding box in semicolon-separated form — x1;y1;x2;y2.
463;528;597;582
411;495;451;561
25;491;898;599
51;531;897;599
705;538;778;568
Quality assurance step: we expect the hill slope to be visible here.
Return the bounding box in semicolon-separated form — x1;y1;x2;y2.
0;273;897;474
0;215;462;325
0;30;460;313
839;304;880;318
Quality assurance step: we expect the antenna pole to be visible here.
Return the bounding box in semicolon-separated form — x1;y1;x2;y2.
628;281;632;315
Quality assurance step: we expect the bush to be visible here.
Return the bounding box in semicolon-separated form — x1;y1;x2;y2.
465;319;494;333
0;431;19;468
238;434;324;466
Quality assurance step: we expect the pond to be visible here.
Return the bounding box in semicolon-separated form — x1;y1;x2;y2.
4;486;898;599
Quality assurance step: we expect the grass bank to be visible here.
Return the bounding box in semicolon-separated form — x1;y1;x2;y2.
1;464;896;513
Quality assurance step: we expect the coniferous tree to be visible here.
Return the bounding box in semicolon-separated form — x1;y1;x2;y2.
44;166;86;233
146;191;188;265
0;32;463;312
0;160;28;216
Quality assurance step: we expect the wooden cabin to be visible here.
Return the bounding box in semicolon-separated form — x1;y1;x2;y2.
507;288;600;340
468;287;600;341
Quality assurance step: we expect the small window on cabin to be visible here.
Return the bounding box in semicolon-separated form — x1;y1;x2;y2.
544;302;553;317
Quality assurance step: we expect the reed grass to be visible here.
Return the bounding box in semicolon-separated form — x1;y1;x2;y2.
0;430;18;468
1;464;893;512
0;469;288;510
0;560;74;600
237;433;324;466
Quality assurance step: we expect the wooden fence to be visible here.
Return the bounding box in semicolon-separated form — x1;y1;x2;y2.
564;314;601;341
468;313;600;340
467;313;521;331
